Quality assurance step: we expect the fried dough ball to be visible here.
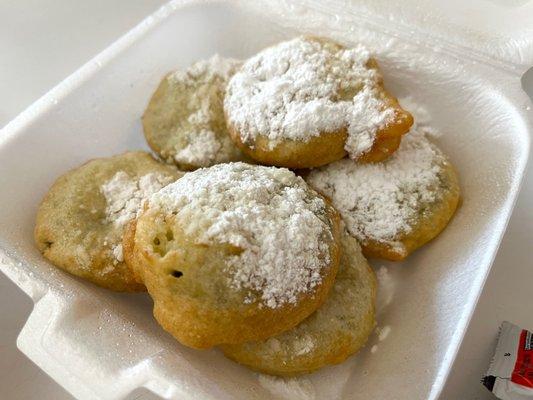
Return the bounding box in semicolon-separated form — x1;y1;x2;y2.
142;55;249;170
124;163;341;348
34;151;184;291
224;36;413;168
307;129;460;261
221;231;376;376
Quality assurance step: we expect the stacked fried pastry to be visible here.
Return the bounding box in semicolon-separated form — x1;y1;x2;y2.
34;37;459;376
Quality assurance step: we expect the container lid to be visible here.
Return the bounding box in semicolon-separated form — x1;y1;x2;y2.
300;0;533;71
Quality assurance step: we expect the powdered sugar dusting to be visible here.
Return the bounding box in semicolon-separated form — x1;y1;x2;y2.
167;55;243;167
224;37;394;159
101;171;176;262
376;266;396;315
346;86;395;155
169;54;240;84
378;325;391;341
258;375;316;400
149;162;334;308
101;171;174;230
398;96;440;138
307;129;446;250
371;326;393;355
293;334;316;356
112;244;124;263
174;129;221;167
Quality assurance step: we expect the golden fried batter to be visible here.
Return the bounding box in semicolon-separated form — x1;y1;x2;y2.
143;56;249;170
221;231;376;376
34;151;183;291
125;163;341;348
307;131;460;261
224;37;412;168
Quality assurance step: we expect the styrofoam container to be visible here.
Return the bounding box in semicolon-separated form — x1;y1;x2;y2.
0;1;532;399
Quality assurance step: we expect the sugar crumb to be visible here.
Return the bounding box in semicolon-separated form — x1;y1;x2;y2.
112;244;124;263
258;374;316;400
378;325;391;342
100;265;115;275
293;334;315;356
376;266;396;316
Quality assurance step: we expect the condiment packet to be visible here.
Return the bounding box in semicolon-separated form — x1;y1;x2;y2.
483;321;533;399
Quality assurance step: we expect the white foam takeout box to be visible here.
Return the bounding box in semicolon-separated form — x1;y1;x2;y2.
0;0;532;399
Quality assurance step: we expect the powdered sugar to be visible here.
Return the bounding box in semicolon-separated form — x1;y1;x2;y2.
398;96;440;138
256;332;316;358
112;244;124;263
174;129;221;167
224;37;394;159
307;129;446;251
346;86;395;155
371;326;393;355
293;334;316;356
169;54;240;84
149;162;334;308
378;325;391;341
101;171;176;262
167;55;243;168
376;266;396;315
258;375;316;400
101;171;174;230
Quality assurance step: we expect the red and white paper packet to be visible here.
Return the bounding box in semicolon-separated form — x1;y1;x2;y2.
483;322;533;399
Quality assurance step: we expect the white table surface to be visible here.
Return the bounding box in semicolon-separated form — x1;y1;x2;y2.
1;1;531;399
